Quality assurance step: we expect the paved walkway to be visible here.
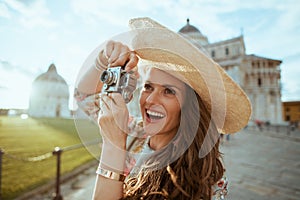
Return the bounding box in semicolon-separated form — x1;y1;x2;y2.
221;127;300;200
30;127;300;200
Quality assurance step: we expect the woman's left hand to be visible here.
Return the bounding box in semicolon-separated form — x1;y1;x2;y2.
104;40;139;72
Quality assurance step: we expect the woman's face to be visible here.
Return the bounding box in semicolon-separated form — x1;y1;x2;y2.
139;68;186;137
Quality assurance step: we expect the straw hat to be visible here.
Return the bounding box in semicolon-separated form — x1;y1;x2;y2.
128;17;252;134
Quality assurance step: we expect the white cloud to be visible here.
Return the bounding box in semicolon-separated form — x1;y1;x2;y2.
1;0;300;109
19;16;56;29
0;59;36;77
0;2;11;18
281;53;300;101
3;0;57;29
70;0;131;27
4;0;49;17
0;60;33;108
69;0;234;41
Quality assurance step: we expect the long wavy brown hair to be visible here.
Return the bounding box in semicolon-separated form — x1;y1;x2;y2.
123;83;224;200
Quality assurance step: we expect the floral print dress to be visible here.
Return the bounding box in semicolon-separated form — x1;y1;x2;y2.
75;90;228;199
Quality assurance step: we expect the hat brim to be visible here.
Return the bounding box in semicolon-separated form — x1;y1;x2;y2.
129;18;252;134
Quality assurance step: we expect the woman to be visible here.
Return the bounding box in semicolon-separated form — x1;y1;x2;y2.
75;17;251;200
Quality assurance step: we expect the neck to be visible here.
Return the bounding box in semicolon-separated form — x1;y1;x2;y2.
149;128;177;150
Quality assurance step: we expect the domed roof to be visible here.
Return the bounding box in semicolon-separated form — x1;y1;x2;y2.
34;64;67;84
179;18;202;34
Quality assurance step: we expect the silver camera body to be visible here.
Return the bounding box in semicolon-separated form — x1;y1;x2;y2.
100;66;137;103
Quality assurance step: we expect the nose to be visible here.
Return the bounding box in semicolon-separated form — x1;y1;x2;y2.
146;90;160;105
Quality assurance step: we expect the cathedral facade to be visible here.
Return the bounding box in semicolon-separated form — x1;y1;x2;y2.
28;64;70;118
179;19;283;124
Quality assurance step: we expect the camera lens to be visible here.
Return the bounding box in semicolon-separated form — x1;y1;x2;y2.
100;70;114;84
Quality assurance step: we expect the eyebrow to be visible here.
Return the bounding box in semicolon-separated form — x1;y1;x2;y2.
145;81;182;91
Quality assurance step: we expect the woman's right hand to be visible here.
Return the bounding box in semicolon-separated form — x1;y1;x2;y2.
98;93;129;149
97;41;139;149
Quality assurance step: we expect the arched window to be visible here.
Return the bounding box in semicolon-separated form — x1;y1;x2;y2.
211;50;215;57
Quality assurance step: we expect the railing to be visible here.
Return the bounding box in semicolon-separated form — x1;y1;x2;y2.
0;139;100;200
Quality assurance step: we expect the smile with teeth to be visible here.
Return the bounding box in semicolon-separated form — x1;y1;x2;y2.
146;110;165;120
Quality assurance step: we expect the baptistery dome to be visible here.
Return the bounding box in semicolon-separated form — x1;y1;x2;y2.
178;18;209;46
28;64;70;118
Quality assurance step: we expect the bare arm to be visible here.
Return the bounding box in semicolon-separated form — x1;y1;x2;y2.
92;93;130;200
75;41;138;199
93;142;127;200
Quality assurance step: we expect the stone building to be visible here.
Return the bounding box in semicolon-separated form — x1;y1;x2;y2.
28;64;70;118
282;101;300;128
178;19;283;124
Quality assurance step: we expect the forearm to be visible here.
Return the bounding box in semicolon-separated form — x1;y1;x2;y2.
76;50;108;95
77;65;103;94
93;142;127;200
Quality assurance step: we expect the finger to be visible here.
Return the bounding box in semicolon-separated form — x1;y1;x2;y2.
90;108;100;121
108;93;129;134
101;94;117;111
104;40;115;59
94;99;100;108
99;96;110;112
107;42;126;64
106;93;118;105
110;47;131;67
87;106;100;114
94;94;101;108
124;52;139;71
133;70;140;79
113;50;130;65
109;93;126;107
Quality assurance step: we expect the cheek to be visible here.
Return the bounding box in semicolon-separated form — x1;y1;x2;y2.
139;93;145;105
168;101;182;119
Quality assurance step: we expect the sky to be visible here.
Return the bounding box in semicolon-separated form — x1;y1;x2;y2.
0;0;299;109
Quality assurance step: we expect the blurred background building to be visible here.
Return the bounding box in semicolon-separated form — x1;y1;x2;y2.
282;101;300;127
179;19;283;124
28;64;70;118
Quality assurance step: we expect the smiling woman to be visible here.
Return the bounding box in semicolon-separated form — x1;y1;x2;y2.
74;17;251;199
140;68;186;140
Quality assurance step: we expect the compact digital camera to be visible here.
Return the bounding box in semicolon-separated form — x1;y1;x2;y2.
100;66;137;103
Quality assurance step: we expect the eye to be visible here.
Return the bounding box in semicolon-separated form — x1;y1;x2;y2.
164;87;176;95
143;83;153;91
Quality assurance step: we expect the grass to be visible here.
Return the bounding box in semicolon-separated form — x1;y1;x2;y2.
0;116;101;200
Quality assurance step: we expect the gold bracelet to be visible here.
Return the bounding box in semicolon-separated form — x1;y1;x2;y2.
96;167;126;182
95;50;108;71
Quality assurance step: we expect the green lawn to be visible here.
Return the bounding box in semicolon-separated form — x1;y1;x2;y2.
0;116;101;200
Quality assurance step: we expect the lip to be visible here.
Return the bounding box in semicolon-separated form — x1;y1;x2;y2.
145;108;166;123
